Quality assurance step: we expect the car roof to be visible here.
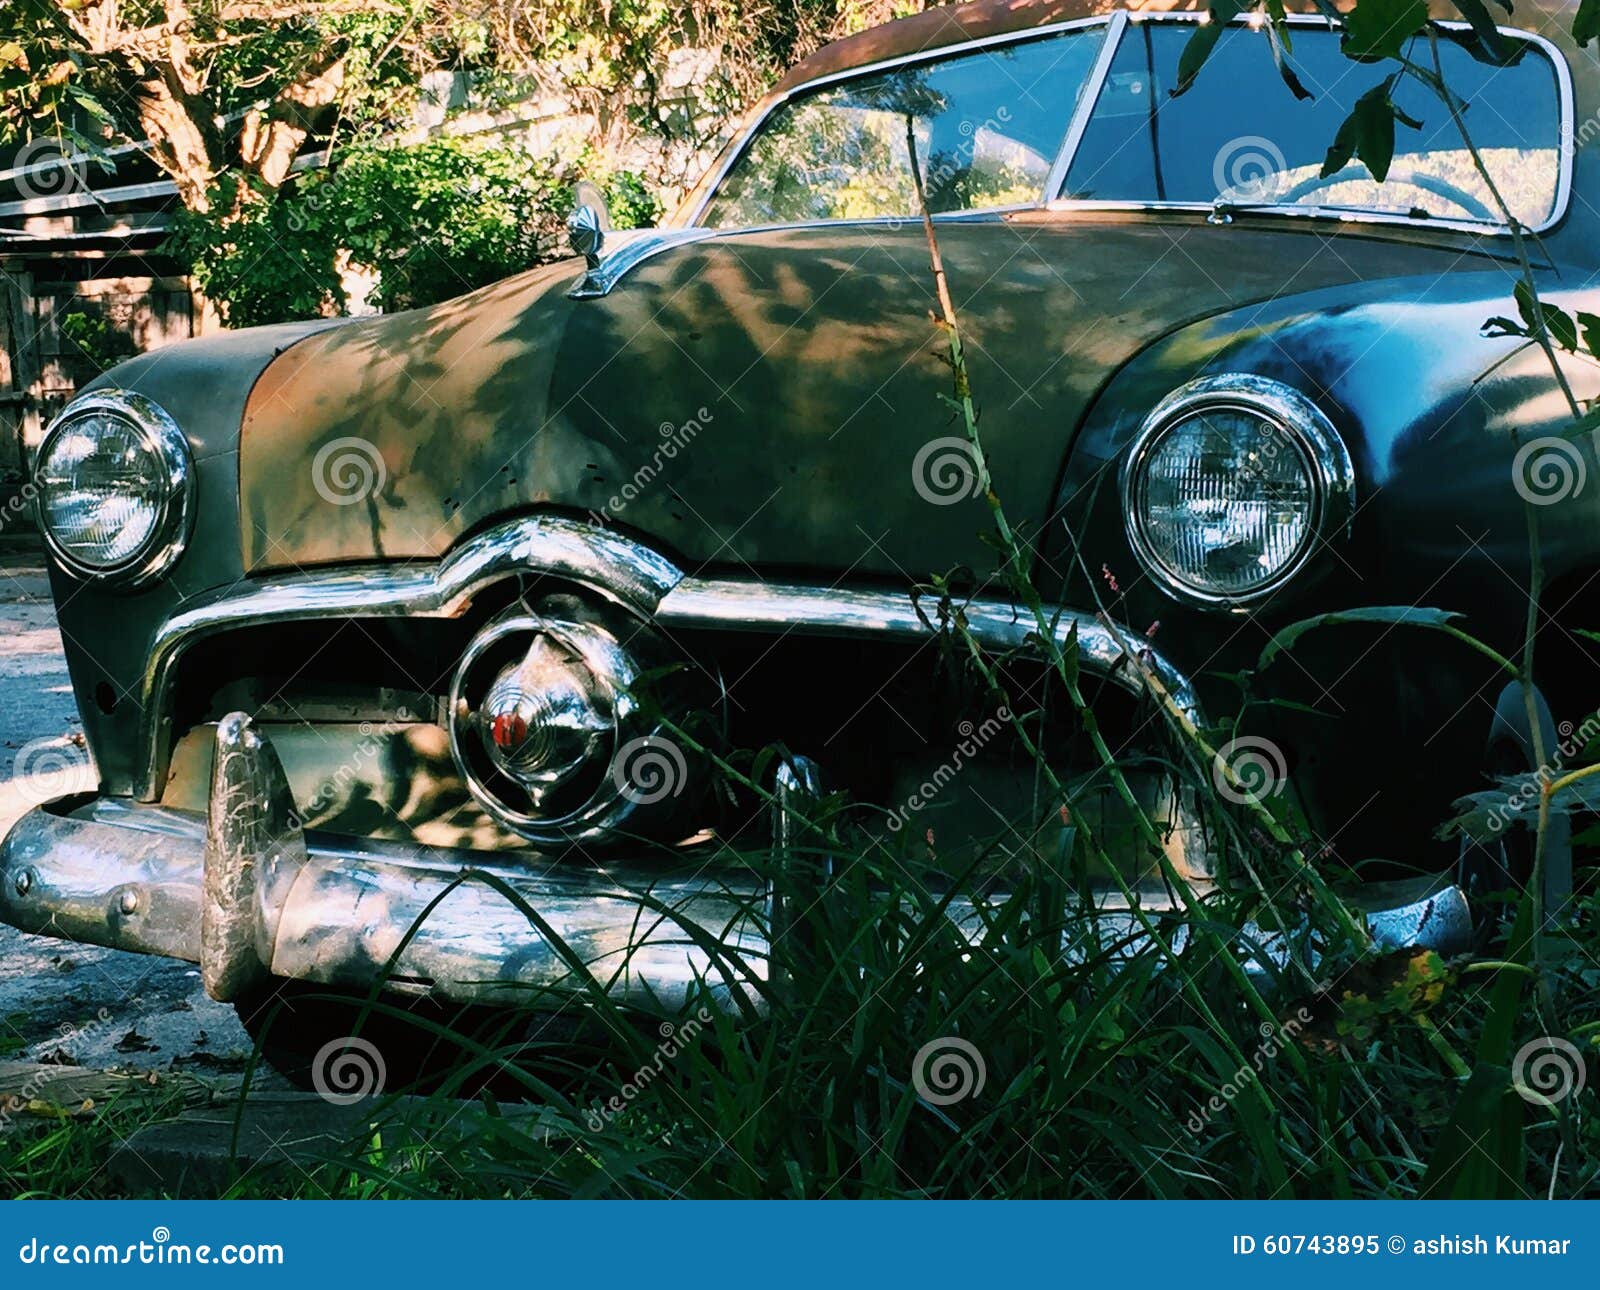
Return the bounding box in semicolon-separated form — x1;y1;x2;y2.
773;0;1585;93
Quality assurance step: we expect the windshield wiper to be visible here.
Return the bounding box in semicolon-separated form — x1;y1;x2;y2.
1207;197;1501;228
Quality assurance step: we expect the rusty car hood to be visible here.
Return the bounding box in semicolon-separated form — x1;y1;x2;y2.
239;216;1501;580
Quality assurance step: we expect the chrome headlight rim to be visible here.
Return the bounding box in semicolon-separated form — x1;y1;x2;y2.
1119;374;1355;610
34;389;196;590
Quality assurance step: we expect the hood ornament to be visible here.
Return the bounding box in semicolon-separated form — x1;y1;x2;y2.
567;181;611;269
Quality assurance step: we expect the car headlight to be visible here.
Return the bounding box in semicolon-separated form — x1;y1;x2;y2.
1120;375;1354;608
35;390;194;589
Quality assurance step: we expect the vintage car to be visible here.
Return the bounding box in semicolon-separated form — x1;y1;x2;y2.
3;0;1596;1059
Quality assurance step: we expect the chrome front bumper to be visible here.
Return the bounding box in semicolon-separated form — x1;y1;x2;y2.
0;716;1474;1010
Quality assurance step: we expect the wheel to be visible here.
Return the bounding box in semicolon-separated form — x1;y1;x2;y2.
234;980;534;1095
233;979;662;1097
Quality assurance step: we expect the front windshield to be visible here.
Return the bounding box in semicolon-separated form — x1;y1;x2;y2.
700;27;1107;227
1061;22;1563;227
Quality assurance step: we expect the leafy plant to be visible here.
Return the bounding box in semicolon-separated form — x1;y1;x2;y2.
167;138;663;322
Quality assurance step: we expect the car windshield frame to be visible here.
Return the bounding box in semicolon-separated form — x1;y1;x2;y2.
687;9;1575;237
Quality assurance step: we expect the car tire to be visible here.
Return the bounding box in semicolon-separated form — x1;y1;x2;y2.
232;980;531;1095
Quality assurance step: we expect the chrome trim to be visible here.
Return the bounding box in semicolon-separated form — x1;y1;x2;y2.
1049;13;1574;238
1118;374;1357;611
447;610;656;844
685;14;1116;229
135;515;685;799
655;577;1202;722
567;227;719;299
1042;10;1127;204
0;792;768;1012
35;389;196;590
133;513;1203;799
570;198;1027;300
567;202;606;269
0;788;1473;1009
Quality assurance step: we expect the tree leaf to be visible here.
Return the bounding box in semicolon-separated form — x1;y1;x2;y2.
1259;606;1462;669
1516;281;1580;351
1173;0;1244;95
1577;311;1600;357
1577;0;1600;47
1323;80;1398;181
1266;22;1314;100
1450;0;1514;62
1341;0;1429;60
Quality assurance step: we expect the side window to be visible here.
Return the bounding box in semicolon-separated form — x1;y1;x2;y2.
701;27;1108;228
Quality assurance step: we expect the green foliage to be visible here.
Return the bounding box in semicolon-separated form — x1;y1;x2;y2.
57;310;137;375
0;1;439;176
167;137;663;324
300;136;564;314
1341;0;1430;61
166;175;345;330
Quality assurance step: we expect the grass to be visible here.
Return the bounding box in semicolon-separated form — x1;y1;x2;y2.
6;15;1599;1198
2;850;1596;1199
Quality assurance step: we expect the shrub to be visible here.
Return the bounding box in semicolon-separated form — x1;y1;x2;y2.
167;137;665;325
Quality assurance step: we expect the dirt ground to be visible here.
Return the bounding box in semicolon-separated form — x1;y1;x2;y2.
0;555;258;1075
